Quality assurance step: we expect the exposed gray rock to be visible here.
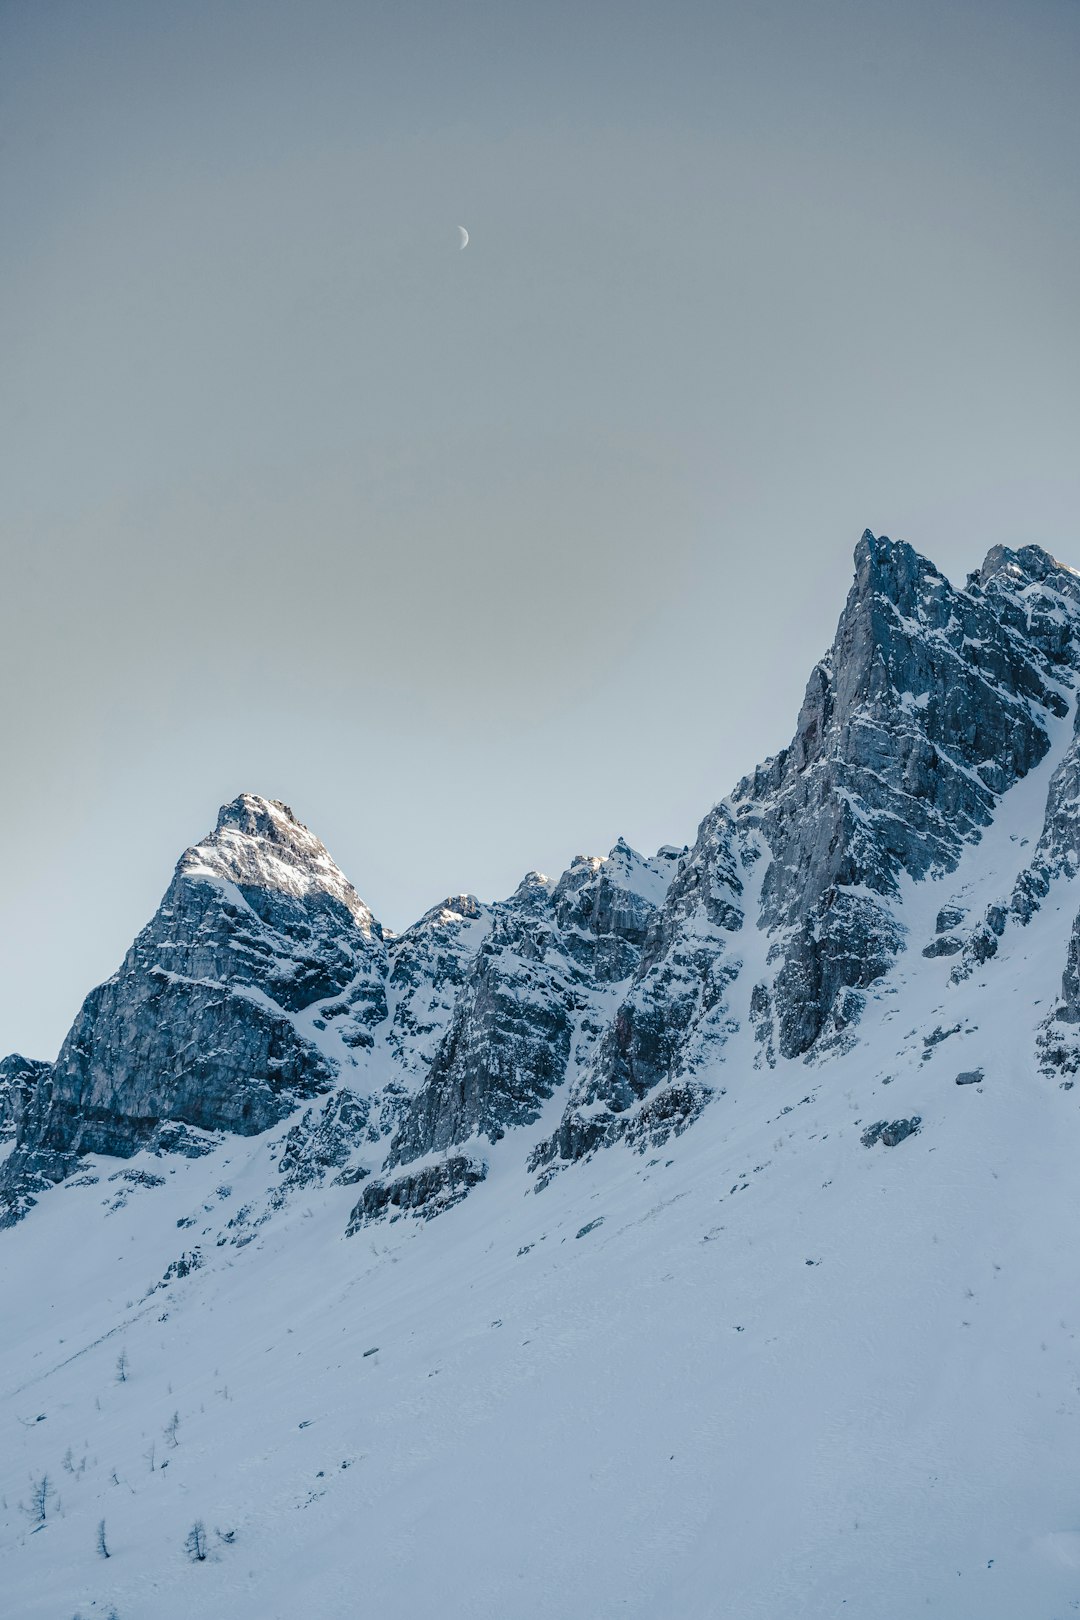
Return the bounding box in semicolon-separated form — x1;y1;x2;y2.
528;1080;712;1188
386;843;680;1168
550;839;679;984
345;1153;487;1231
272;1089;377;1202
0;1055;49;1142
922;936;962;958
152;1248;204;1289
1037;895;1080;1077
107;1167;165;1188
531;809;743;1172
922;1024;961;1057
861;1117;922;1147
955;1070;984;1086
386;872;580;1166
384;895;492;1085
577;811;743;1112
148;1121;221;1159
945;557;1080;980
958;773;1078;974
1004;700;1080;1077
333;1163;371;1187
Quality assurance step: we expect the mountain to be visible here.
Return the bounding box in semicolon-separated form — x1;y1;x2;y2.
5;531;1080;1618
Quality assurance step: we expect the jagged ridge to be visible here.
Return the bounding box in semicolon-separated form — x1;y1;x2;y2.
7;532;1080;1231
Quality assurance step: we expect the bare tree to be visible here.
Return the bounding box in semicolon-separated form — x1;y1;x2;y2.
184;1520;208;1562
96;1518;110;1559
163;1410;180;1449
115;1350;128;1383
144;1441;157;1473
23;1473;56;1524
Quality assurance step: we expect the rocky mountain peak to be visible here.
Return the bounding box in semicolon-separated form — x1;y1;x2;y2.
408;894;488;932
852;527;944;605
975;542;1078;591
602;836;682;899
508;871;556;912
215;792;300;836
182;792;375;930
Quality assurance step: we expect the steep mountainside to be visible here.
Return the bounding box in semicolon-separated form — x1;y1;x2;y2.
6;531;1080;1619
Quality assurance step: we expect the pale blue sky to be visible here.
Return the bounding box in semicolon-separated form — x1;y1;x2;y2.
2;0;1078;1056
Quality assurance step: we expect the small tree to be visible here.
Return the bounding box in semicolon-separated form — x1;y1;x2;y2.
96;1518;110;1559
24;1473;56;1524
184;1520;208;1562
164;1411;180;1449
115;1350;128;1383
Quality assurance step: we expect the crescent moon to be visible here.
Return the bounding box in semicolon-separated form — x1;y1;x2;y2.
458;225;469;250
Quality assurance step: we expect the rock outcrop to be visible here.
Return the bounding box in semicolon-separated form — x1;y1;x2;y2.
386;843;682;1166
0;1055;49;1143
384;894;492;1086
530;807;744;1170
346;1153;488;1231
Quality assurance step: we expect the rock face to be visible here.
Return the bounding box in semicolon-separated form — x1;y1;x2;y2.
383;895;492;1088
7;530;1080;1230
861;1117;922;1148
273;1089;377;1200
0;1056;49;1142
531;807;745;1168
735;534;1080;1060
346;1154;488;1231
386;843;682;1167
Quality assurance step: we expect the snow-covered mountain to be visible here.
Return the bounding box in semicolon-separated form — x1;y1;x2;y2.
5;531;1080;1618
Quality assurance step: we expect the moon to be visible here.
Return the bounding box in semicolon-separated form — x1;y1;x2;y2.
458;225;469;250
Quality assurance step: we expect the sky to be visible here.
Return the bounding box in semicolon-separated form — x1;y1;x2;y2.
2;0;1078;1058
